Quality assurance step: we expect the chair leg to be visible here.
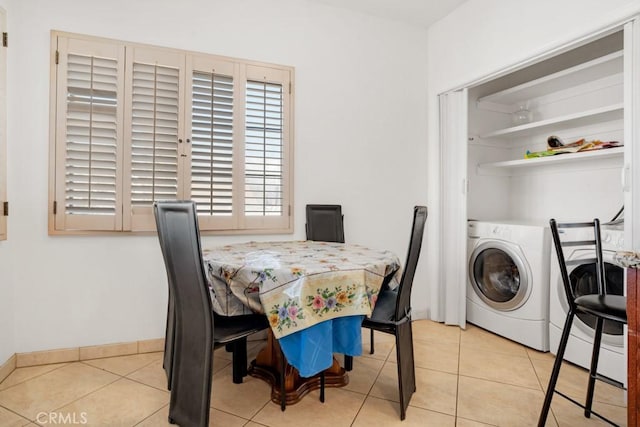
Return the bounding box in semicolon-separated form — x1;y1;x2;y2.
395;322;416;421
280;348;287;411
231;337;247;384
163;294;175;391
344;355;353;371
538;310;575;427
370;329;375;354
168;319;213;427
584;316;605;418
320;371;325;403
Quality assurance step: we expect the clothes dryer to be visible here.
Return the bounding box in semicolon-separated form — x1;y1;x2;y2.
467;220;551;351
548;222;626;384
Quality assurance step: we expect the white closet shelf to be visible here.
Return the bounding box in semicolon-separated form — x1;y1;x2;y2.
478;103;623;139
477;146;624;171
477;51;623;107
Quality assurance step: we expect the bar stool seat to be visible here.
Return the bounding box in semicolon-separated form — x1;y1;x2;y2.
574;294;626;321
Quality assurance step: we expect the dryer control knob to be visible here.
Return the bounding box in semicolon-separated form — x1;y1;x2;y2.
604;233;612;243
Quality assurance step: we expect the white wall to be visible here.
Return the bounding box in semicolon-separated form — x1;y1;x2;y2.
0;0;429;355
426;0;640;322
0;0;13;364
0;249;12;363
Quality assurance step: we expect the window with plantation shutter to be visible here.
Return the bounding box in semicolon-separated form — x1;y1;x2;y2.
52;36;124;232
50;32;293;235
243;66;291;231
0;8;6;240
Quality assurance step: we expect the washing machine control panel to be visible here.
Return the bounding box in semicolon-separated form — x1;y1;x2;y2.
601;229;624;251
468;221;512;240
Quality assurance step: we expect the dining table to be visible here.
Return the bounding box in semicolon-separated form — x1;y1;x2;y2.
203;240;401;405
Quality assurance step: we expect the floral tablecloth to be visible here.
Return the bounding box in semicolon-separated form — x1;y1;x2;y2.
203;240;401;339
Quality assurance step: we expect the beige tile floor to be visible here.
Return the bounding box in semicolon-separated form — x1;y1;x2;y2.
0;320;628;426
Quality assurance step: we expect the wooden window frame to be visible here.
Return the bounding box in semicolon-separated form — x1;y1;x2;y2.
48;31;294;235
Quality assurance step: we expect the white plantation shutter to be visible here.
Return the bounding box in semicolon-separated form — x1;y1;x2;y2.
65;55;119;214
187;60;293;232
244;80;283;215
53;37;124;231
187;56;237;229
130;63;180;202
242;66;291;230
191;71;233;212
51;33;293;234
124;48;184;231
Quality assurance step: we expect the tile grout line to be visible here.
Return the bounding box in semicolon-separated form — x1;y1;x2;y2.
80;352;164;378
248;396;272;425
0;363;69;393
528;349;554;426
51;360;169;427
456;371;549;392
0;355;165;426
349;352;387;426
27;365;123;424
132;403;168;426
456;327;504;427
0;402;32;425
122;376;170;394
209;404;253;426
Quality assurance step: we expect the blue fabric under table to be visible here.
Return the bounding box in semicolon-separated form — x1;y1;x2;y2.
277;315;364;378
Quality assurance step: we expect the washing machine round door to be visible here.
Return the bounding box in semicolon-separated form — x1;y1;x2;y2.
469;240;530;311
560;250;624;344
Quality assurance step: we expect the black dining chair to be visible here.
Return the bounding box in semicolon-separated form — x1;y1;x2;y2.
349;205;427;420
538;219;627;427
154;201;269;427
159;227;255;390
160;252;248;391
305;204;357;370
305;204;345;243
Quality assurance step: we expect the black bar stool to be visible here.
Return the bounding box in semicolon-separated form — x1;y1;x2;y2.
538;218;627;427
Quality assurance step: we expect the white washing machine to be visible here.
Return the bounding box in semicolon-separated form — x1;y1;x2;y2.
548;221;626;384
467;220;551;351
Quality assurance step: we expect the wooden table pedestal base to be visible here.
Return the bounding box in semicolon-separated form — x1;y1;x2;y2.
248;330;349;406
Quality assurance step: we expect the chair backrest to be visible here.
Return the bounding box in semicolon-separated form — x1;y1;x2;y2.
395;206;428;320
549;218;606;309
154;200;213;426
305;204;345;243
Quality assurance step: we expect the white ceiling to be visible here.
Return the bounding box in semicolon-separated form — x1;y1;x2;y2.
308;0;468;28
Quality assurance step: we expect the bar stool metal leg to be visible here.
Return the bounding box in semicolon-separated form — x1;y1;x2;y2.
538;309;576;427
584;317;605;418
